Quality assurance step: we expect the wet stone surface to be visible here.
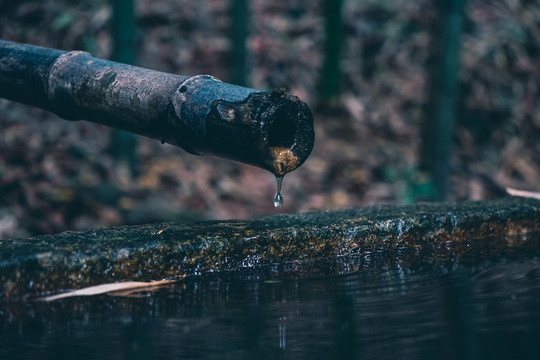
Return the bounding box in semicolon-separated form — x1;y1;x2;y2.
1;197;539;299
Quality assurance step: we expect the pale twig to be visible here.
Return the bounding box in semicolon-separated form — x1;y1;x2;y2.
506;187;540;200
41;278;183;302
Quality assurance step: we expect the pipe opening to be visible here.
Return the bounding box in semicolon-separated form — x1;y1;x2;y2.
267;112;296;148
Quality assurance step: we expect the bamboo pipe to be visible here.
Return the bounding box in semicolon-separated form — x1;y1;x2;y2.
0;40;314;175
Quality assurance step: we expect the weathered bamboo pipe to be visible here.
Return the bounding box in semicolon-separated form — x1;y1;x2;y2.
0;40;314;175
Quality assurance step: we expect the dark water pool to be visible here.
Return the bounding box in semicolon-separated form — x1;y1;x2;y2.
2;257;540;360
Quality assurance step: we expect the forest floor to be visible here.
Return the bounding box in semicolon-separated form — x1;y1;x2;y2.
1;0;539;238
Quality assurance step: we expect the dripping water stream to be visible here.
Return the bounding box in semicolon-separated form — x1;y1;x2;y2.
273;175;284;208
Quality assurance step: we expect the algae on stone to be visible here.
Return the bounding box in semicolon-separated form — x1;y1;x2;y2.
1;198;539;298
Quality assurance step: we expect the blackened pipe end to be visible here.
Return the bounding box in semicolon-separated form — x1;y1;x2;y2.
170;76;314;175
252;89;315;175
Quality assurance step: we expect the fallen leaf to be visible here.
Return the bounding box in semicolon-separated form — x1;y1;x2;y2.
41;278;182;302
506;187;540;200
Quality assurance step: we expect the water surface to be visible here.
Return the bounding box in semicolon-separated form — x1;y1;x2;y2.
2;256;540;360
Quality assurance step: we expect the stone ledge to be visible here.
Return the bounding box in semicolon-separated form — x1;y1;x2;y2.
1;197;539;298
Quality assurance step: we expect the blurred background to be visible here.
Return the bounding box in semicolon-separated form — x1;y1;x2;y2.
1;0;539;238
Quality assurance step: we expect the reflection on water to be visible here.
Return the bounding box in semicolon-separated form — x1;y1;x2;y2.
2;258;540;359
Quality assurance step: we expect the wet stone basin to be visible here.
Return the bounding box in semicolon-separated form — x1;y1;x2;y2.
1;197;539;299
1;198;540;359
3;260;540;359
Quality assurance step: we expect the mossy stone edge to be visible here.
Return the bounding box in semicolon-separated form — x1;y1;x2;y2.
1;198;539;298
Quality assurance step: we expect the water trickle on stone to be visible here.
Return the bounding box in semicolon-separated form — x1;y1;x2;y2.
274;175;284;208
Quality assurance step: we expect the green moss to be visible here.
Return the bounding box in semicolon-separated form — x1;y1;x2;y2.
1;198;540;299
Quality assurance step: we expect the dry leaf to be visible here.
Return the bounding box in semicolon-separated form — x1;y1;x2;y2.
41;278;182;302
506;187;540;200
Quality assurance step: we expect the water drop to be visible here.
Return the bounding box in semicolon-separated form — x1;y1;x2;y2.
274;193;283;208
273;175;284;208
